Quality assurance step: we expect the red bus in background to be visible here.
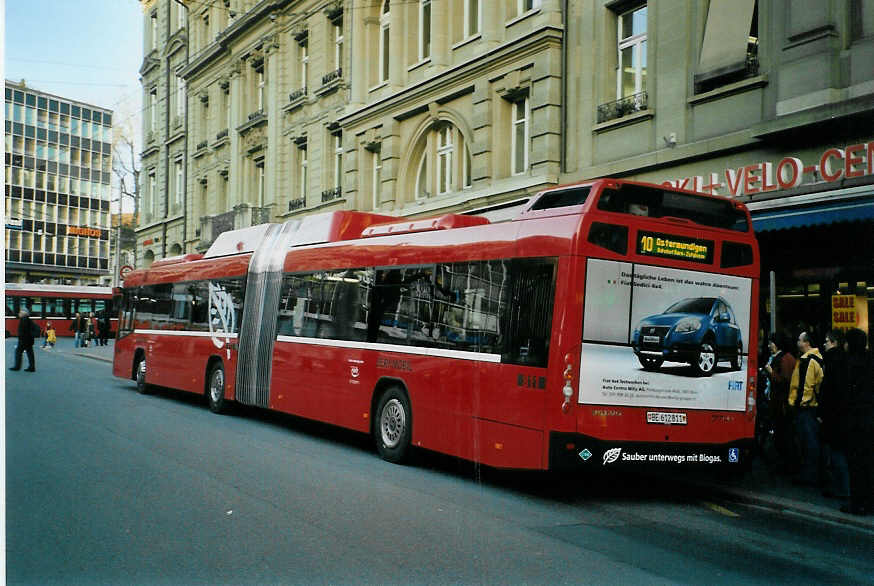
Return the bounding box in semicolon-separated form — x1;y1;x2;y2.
113;179;760;471
5;283;116;338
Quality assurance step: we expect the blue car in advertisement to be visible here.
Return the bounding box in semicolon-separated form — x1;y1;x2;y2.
631;297;743;376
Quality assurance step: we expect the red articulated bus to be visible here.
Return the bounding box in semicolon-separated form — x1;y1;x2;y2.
113;179;760;471
5;283;116;338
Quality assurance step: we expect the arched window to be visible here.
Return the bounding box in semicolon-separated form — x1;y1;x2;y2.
379;0;390;83
412;121;472;200
143;249;155;268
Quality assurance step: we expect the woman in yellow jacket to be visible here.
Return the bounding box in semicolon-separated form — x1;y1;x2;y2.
42;323;57;350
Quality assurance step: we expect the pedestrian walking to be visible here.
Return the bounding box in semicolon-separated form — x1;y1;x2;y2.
819;330;849;499
842;328;874;516
764;333;797;472
98;310;111;346
72;312;86;348
788;331;824;487
42;322;57;350
10;309;37;372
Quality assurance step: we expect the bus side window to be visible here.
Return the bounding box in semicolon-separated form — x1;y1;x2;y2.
503;259;556;367
6;296;16;316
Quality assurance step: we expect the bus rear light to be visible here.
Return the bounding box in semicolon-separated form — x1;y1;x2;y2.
562;353;575;413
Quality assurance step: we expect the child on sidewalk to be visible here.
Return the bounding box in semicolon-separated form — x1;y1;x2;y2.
42;323;57;350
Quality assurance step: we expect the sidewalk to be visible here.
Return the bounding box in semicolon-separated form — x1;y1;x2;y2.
684;453;874;531
48;336;115;363
43;335;874;531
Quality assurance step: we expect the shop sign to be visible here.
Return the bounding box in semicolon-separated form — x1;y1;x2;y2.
66;226;101;237
663;141;874;198
831;294;865;330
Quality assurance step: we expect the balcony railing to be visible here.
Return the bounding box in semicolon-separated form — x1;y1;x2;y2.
196;139;209;151
288;197;306;212
321;186;342;203
694;44;760;95
215;128;229;141
322;68;342;86
248;109;265;121
596;91;648;124
289;87;307;102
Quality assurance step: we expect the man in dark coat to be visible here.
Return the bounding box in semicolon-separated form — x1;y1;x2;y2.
820;331;849;498
842;328;874;515
10;309;36;372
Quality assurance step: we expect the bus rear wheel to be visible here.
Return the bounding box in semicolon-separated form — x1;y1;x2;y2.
135;356;152;395
374;387;412;464
207;362;228;414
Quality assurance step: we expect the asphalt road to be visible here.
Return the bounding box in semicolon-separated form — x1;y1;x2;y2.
6;339;874;585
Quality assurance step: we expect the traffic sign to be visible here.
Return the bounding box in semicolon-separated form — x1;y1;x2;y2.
120;265;134;279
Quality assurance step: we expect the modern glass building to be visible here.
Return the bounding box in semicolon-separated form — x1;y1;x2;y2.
4;80;114;285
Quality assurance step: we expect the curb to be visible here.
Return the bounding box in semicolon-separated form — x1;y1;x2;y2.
694;482;874;531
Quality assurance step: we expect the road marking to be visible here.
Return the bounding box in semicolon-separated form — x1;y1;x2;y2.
703;501;740;518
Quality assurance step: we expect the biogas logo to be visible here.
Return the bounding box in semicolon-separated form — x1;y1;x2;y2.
602;447;622;465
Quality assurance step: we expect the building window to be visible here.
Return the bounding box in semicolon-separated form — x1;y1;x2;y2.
617;5;647;100
465;0;481;37
150;11;158;51
695;0;758;93
176;77;186;119
413;122;471;200
149;88;157;133
333;131;343;190
511;97;529;175
851;0;874;40
518;0;541;15
372;149;382;211
148;170;157;218
300;41;309;90
256;65;265;112
202;11;210;44
380;0;391;83
298;142;308;200
419;0;431;61
174;159;184;209
256;159;265;207
334;21;344;72
437;126;453;195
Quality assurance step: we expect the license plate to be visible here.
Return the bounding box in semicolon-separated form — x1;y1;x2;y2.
647;411;687;425
643;335;660;344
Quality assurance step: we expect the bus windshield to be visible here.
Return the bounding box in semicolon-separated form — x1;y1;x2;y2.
597;184;749;232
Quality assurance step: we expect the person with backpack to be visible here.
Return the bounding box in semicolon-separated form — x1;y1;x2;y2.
10;309;38;372
788;331;824;487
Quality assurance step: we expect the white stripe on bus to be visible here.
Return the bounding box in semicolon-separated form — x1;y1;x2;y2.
130;329;500;363
276;335;501;363
134;329;238;338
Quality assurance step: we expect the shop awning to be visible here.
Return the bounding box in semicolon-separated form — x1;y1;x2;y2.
752;199;874;232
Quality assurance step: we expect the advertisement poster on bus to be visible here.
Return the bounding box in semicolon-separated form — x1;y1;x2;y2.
579;258;752;412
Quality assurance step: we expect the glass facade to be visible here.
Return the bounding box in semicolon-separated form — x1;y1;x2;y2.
4;82;113;283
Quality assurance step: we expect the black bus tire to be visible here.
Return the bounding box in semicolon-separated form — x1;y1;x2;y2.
374;386;412;464
207;361;228;414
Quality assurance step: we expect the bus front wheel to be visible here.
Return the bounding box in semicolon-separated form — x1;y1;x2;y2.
374;387;412;464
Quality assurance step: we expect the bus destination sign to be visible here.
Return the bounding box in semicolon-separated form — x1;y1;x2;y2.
637;231;714;264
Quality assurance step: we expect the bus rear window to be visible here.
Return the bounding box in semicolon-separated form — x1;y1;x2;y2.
597;185;749;232
721;241;754;268
530;186;591;211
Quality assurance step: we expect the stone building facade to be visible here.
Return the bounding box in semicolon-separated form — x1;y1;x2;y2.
138;0;190;266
